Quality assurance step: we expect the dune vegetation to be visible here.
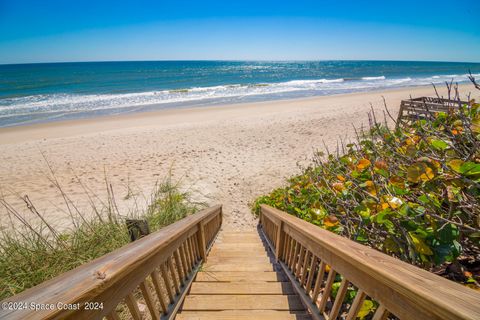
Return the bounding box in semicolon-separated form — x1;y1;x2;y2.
254;82;480;289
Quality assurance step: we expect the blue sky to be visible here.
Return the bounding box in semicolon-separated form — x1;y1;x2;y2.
0;0;479;64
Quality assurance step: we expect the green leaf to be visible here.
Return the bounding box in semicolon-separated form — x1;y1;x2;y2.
459;162;480;176
430;139;449;150
437;224;459;244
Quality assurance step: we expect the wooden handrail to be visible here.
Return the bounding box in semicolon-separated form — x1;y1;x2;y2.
259;205;480;320
0;205;222;320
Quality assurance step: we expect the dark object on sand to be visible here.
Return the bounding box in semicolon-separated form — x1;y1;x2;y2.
126;219;150;241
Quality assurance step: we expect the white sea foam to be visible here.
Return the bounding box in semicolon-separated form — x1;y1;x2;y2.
1;73;478;123
361;76;386;80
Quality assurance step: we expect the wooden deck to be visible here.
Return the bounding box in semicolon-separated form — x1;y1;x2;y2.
176;231;311;320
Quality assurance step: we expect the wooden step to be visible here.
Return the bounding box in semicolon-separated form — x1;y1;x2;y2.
190;282;295;295
218;233;261;238
209;247;268;255
195;271;287;282
203;263;275;272
205;256;273;265
216;236;263;242
213;243;266;248
176;310;312;320
217;239;264;243
217;232;259;236
182;295;305;311
207;250;268;258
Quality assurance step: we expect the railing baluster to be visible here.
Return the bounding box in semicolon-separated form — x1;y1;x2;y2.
179;244;189;278
318;268;337;312
174;249;186;286
182;241;192;274
312;260;326;302
346;289;367;320
192;235;199;261
300;250;311;286
188;236;196;266
305;255;317;294
168;257;180;295
160;262;174;304
329;277;349;320
275;221;284;261
288;239;297;269
106;310;121;320
151;270;168;315
140;280;160;320
295;246;306;279
372;305;390;320
283;234;291;261
125;293;142;320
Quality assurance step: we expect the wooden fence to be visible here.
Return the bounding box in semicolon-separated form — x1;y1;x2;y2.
0;205;222;320
396;97;469;128
259;204;480;320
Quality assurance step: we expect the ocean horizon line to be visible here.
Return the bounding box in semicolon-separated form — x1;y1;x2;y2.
2;58;480;67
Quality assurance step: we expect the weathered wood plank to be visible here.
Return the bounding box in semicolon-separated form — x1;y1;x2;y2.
204;256;273;265
195;271;287;282
190;282;295;295
176;310;312;320
206;250;268;257
182;294;305;311
202;263;275;272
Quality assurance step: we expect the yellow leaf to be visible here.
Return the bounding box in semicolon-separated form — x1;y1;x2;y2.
337;174;346;181
472;116;480;134
447;159;464;173
407;162;435;183
357;300;375;319
357;158;371;170
324;215;339;227
377;202;389;211
409;232;433;255
389;176;404;187
364;180;377;196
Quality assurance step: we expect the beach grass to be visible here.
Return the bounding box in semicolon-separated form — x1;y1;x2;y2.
0;173;202;300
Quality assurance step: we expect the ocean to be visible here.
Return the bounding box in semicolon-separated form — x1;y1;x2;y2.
0;60;479;127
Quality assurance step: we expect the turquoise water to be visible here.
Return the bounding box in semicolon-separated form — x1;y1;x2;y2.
0;60;479;127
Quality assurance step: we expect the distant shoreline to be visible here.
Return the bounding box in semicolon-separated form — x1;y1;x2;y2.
0;83;474;131
2;60;479;128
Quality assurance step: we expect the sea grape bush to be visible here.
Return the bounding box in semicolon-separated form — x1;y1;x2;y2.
254;96;480;287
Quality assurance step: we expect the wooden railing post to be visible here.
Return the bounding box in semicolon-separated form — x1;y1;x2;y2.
197;221;207;263
274;221;284;262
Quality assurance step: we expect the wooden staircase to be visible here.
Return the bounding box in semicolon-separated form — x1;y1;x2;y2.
176;230;311;320
3;205;480;320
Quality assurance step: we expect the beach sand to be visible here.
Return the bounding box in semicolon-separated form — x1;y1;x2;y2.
0;84;476;231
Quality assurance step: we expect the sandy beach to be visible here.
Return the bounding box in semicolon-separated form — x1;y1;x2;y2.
0;84;476;231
